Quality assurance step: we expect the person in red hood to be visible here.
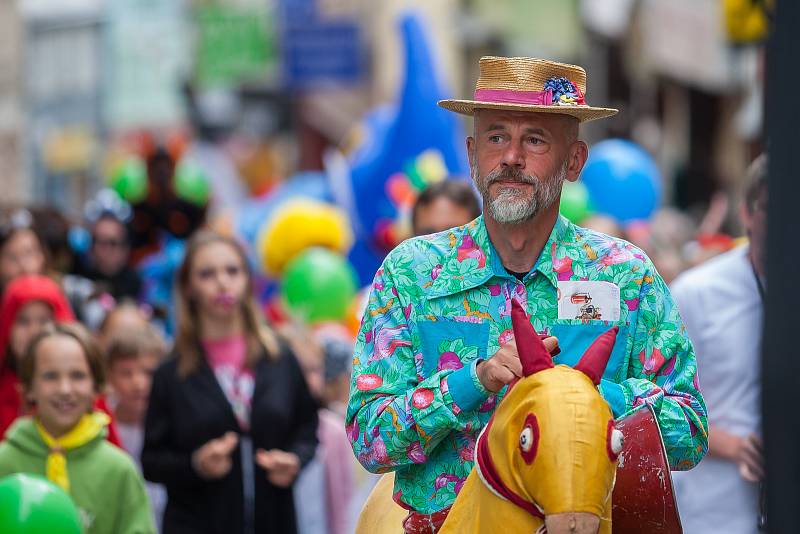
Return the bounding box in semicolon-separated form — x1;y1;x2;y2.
0;275;121;445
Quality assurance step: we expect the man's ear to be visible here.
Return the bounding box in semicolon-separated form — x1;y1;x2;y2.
565;140;588;183
466;136;475;169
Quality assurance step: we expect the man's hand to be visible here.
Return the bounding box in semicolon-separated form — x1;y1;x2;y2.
191;432;238;480
709;425;764;482
477;336;559;393
736;433;764;482
256;449;301;488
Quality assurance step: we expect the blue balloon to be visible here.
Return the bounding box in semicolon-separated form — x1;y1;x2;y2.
580;140;661;223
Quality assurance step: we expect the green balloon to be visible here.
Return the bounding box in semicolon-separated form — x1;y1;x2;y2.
560;181;592;223
283;248;357;324
110;158;148;204
0;474;82;534
174;161;211;206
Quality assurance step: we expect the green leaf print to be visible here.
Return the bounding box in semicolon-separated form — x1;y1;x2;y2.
470;288;491;309
462;346;478;361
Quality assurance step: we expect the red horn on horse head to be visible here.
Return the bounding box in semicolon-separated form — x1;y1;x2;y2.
511;299;553;377
574;326;619;385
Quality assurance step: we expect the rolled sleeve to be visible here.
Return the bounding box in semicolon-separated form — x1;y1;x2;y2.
446;359;491;413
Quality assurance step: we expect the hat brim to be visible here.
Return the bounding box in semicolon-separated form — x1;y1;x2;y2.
438;99;618;123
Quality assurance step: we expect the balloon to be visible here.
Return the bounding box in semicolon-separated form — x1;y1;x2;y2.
109;157;148;203
257;199;353;276
580;139;662;223
174;160;211;206
282;248;357;324
236;172;333;247
67;226;91;255
559;181;592;223
0;474;82;534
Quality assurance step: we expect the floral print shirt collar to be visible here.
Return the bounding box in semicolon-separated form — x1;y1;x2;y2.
427;214;571;299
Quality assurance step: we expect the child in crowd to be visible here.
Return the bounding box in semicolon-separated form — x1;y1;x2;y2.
142;230;318;534
0;323;154;534
106;326;168;531
0;275;122;443
0;275;78;438
0;209;46;292
98;301;153;351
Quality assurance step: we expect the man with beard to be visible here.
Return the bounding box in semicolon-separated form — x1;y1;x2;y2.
347;57;707;532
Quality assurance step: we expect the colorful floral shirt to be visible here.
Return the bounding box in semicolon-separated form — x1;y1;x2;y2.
346;215;708;514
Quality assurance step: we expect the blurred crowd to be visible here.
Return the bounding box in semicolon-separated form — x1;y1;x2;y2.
0;180;368;533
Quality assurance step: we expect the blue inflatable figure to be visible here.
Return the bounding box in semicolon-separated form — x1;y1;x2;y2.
137;234;186;338
340;12;470;285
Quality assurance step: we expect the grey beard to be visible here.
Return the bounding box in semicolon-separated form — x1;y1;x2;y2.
472;160;568;224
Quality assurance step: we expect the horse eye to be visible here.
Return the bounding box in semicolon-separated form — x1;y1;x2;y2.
519;413;539;464
519;427;533;452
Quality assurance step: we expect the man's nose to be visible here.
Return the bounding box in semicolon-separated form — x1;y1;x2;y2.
500;142;525;169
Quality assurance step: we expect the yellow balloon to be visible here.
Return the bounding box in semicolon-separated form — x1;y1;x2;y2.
257;199;353;276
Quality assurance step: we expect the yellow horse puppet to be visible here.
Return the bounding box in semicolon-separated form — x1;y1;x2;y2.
439;299;623;533
356;299;624;534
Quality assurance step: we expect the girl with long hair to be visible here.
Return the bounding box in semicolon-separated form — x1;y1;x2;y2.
142;230;318;534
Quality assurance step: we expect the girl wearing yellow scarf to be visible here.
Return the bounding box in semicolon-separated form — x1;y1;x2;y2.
0;324;155;534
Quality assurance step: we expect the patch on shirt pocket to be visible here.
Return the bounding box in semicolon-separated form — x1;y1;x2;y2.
549;320;630;381
557;280;621;322
417;318;489;378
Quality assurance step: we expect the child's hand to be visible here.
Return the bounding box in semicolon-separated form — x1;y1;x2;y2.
255;448;300;488
191;432;238;479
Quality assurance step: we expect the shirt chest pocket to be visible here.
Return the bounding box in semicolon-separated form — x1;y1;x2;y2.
548;320;631;382
416;318;489;378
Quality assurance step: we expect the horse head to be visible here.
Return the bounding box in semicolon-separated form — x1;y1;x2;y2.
473;299;622;534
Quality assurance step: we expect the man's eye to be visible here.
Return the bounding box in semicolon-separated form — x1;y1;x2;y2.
528;137;544;145
488;135;503;143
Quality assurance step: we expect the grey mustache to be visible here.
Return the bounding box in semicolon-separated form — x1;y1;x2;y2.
486;169;538;185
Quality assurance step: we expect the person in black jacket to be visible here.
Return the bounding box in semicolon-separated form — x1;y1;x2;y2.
142;230;318;534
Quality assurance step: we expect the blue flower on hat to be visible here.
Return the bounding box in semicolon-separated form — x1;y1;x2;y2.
543;77;585;106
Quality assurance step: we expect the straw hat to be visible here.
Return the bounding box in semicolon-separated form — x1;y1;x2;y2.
439;56;618;123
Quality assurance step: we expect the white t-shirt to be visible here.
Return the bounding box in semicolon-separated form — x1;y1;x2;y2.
670;245;762;534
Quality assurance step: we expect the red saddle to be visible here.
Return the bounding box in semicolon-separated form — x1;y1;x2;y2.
612;404;683;533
